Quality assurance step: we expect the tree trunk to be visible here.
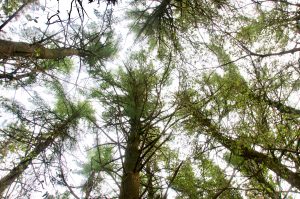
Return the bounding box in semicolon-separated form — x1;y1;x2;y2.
0;135;56;196
119;125;141;199
0;39;82;59
0;115;76;196
84;171;96;199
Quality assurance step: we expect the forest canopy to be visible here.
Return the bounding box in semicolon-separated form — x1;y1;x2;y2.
0;0;300;198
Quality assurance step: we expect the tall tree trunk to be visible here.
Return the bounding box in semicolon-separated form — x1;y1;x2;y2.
0;39;83;59
119;124;141;199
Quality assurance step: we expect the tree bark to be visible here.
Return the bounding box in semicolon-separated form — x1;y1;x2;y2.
119;124;141;199
0;39;83;59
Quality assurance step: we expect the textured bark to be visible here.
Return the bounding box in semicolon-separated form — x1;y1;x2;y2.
119;124;141;199
192;110;300;190
0;39;82;59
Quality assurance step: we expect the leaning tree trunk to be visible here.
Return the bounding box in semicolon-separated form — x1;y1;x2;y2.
0;135;56;196
0;39;83;59
0;115;76;196
192;109;300;190
119;123;141;199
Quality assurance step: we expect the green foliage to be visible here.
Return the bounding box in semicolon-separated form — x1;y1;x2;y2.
178;51;300;196
49;81;95;123
172;161;198;199
1;0;21;15
85;35;117;67
82;146;115;175
42;191;70;199
0;96;25;118
1;0;300;197
82;25;118;69
0;123;32;157
60;191;71;199
92;51;171;121
127;0;229;56
236;8;290;46
54;96;94;121
117;63;159;119
177;63;249;130
209;43;235;67
224;152;278;198
172;157;242;199
39;58;74;74
79;145;116;194
237;18;264;44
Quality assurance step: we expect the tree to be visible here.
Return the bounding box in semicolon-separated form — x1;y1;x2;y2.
80;145;117;199
0;81;94;197
90;51;177;199
0;33;116;84
0;39;84;59
1;0;300;198
0;0;117;84
171;156;242;199
177;57;300;196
